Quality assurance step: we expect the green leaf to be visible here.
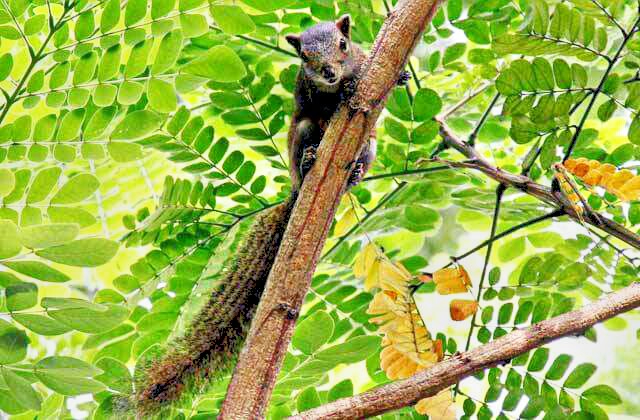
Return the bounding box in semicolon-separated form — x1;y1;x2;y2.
35;370;105;396
210;5;256;34
125;40;152;78
95;357;133;394
238;0;295;12
0;319;28;364
532;58;554;90
125;0;147;26
36;356;101;377
328;379;353;402
111;110;163;140
292;311;334;354
2;367;41;410
297;387;321;412
152;0;175;18
12;314;71;335
564;363;596;389
151;30;183;75
19;224;79;249
4;260;70;282
101;0;121;32
148;78;177;113
498;237;525;262
546;354;572;380
629;115;640;145
443;43;465;65
98;44;121;82
47;303;128;334
315;336;381;364
413;88;442;121
36;238;118;267
6;282;38;311
582;385;622;405
0;220;21;259
50;173;99;204
0;53;12;81
108;142;143;162
0;168;15;197
182;45;247;82
527;348;549;372
529;0;549;34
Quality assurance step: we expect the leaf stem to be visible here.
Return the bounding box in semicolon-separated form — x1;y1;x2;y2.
0;4;71;125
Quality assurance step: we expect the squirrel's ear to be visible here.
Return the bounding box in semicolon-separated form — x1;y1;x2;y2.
285;35;302;55
336;14;351;38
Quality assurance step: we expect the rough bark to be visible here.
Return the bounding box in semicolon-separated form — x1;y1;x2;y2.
290;282;640;419
218;1;442;418
438;120;640;249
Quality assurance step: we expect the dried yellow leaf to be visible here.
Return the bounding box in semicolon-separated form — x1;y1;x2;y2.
433;265;471;295
334;208;357;236
415;388;456;419
367;292;407;325
561;160;640;202
450;299;479;321
353;242;378;279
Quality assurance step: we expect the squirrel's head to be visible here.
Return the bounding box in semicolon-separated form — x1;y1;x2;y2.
286;15;354;91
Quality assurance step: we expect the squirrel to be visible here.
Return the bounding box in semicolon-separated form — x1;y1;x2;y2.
134;15;409;415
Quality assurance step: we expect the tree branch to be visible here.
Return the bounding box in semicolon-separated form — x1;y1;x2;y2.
218;1;442;417
437;120;640;250
290;282;640;419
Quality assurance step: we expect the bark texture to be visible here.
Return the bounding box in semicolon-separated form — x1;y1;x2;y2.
291;282;640;419
218;1;442;418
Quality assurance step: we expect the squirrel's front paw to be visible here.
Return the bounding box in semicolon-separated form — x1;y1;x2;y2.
348;162;364;187
397;70;411;86
300;146;317;177
340;79;357;101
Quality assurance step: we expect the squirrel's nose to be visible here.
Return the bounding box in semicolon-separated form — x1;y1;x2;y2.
321;66;336;80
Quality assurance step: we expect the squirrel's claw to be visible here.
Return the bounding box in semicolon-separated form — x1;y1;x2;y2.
300;146;317;178
397;70;411;86
348;162;365;187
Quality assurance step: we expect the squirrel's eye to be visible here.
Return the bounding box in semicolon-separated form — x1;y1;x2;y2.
340;39;348;52
301;52;308;62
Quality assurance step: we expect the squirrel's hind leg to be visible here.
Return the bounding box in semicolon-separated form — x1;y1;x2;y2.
348;137;376;187
297;119;322;182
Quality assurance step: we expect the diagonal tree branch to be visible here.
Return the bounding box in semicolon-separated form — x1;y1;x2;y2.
290;282;640;419
218;1;443;418
437;120;640;250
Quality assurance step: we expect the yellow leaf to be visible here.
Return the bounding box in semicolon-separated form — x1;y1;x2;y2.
415;388;456;419
355;243;411;293
353;243;378;279
449;299;479;321
367;292;407;325
377;259;412;294
334;208;357;236
433;266;471;295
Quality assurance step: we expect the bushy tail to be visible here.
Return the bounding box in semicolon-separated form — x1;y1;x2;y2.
134;197;294;416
